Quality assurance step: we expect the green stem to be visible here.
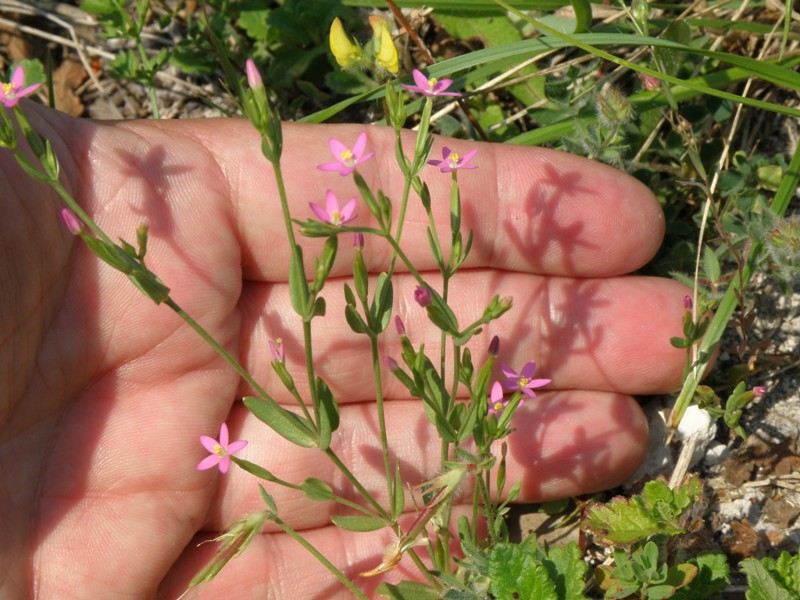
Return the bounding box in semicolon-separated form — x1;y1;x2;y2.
269;514;369;600
325;448;390;521
370;337;394;506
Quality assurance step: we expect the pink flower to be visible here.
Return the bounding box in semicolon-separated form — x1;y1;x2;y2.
0;65;41;108
683;295;693;310
487;382;508;416
753;386;766;399
428;147;478;173
309;190;357;226
401;69;461;97
500;361;551;398
414;285;432;307
197;423;247;474
317;132;375;176
269;338;284;363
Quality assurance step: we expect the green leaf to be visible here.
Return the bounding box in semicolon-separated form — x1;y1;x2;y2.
376;581;441;599
243;395;316;448
301;477;334;501
672;552;729;600
288;246;310;317
703;246;722;283
231;457;278;483
488;543;558;600
540;543;590;600
370;272;393;333
315;377;339;451
742;552;800;600
583;496;684;545
330;514;386;532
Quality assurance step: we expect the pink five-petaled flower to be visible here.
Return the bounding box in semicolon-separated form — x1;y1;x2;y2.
401;69;461;97
0;65;41;108
428;147;478;173
309;190;357;226
197;423;247;474
487;381;508;416
500;361;551;399
317;132;375;176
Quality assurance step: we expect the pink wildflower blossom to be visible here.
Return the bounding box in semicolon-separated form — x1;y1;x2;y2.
500;361;551;398
428;147;478;173
0;65;41;108
401;69;461;97
309;190;357;226
753;386;766;399
197;423;247;474
317;132;375;176
487;382;508;416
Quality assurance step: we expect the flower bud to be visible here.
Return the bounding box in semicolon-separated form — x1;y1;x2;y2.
753;386;766;399
382;356;398;370
352;232;365;249
683;295;693;310
414;285;432;307
394;315;406;336
245;59;263;89
488;335;500;358
60;207;82;235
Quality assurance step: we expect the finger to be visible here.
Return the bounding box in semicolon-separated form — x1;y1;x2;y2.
118;119;664;280
204;390;647;532
238;271;687;401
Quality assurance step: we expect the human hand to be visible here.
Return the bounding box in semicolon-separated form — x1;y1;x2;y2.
0;105;685;598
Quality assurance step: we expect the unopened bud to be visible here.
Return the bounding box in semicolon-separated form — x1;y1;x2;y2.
245;59;263;89
60;207;82;235
382;356;398;370
394;315;406;336
414;285;432;307
683;295;693;310
488;335;500;357
353;232;365;249
753;386;766;399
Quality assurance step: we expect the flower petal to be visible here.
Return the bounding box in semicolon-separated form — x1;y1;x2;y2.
324;190;340;217
309;202;329;222
10;66;24;88
328;138;348;159
317;161;346;173
352;132;367;157
227;439;248;454
217;455;232;474
340;197;357;222
199;435;219;453
197;454;222;471
412;69;429;89
218;423;229;447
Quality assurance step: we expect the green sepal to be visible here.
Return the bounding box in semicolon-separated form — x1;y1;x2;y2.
308;296;326;320
330;514;386;532
315;376;340;451
127;269;171;305
243;395;316;448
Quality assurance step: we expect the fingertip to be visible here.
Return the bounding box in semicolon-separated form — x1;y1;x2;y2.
504;391;648;501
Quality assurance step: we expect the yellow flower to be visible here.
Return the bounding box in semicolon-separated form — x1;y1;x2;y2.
368;16;398;75
329;17;362;69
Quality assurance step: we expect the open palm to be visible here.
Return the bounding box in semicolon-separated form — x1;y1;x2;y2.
1;106;686;599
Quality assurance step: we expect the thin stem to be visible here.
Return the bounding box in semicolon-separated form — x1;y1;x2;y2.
325;448;390;521
370;337;394;505
269;515;369;600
